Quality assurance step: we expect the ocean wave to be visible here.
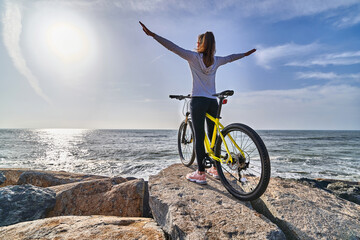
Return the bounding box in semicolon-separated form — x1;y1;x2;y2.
1;129;359;182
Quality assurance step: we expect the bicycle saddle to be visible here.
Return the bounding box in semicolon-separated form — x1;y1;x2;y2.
213;90;234;97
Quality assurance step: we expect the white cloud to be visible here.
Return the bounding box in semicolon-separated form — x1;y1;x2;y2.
114;0;169;12
296;72;338;80
150;54;166;64
332;8;360;28
234;0;359;20
2;1;51;103
225;84;360;130
335;14;360;28
17;0;360;29
287;51;360;67
110;0;360;25
297;71;360;82
255;42;320;69
256;45;360;69
51;0;359;22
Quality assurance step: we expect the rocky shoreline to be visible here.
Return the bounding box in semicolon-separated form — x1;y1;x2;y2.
0;165;359;239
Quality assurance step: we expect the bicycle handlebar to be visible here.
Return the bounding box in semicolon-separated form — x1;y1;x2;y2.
169;94;191;100
169;90;234;100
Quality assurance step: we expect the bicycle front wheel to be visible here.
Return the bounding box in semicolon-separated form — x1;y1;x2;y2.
215;123;270;201
177;120;195;166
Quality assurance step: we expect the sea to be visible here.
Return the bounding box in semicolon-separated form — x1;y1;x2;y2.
0;129;359;181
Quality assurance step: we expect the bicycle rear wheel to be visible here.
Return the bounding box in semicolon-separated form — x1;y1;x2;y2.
178;120;195;166
215;123;270;201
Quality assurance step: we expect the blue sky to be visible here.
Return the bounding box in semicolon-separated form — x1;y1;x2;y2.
1;0;359;130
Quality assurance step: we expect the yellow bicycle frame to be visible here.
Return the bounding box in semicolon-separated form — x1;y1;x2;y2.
204;113;245;164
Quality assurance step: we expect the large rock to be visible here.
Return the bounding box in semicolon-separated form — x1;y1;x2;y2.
298;178;360;205
47;177;149;217
0;216;166;240
0;169;151;219
149;164;285;239
327;181;360;205
18;170;108;187
0;184;56;227
0;169;25;187
0;172;5;185
0;168;107;187
251;177;360;239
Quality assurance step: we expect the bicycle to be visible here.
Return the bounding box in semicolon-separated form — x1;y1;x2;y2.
170;90;270;201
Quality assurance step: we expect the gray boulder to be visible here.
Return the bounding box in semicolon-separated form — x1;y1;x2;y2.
0;184;56;227
149;164;285;239
251;177;360;239
327;181;360;205
298;178;360;205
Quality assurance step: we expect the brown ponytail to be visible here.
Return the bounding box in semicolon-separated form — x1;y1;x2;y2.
197;32;216;67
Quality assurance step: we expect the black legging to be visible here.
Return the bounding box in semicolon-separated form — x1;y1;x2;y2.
190;97;219;172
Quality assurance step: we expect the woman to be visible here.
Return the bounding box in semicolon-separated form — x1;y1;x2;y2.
140;21;256;184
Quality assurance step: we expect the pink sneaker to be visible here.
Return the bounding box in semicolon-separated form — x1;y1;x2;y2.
186;170;207;184
206;167;220;179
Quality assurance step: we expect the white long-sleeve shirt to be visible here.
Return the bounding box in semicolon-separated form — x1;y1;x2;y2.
153;34;245;99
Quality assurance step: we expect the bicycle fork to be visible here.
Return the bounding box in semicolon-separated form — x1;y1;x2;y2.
182;112;191;144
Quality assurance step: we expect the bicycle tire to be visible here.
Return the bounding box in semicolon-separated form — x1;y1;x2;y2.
178;120;195;166
215;123;270;201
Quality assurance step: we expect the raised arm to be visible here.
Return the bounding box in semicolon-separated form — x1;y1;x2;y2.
139;21;194;61
140;21;155;37
217;49;256;66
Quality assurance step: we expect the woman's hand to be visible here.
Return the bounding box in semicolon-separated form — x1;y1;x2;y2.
245;48;256;56
139;21;155;37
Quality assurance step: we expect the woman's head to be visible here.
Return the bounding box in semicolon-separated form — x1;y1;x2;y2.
197;34;204;48
197;31;216;67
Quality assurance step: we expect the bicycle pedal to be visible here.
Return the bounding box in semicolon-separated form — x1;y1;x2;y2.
202;157;213;168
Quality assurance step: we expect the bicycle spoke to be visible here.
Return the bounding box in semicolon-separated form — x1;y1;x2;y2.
246;147;257;155
241;134;251;151
244;168;262;175
178;121;195;166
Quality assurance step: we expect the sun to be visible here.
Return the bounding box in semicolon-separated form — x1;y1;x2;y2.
25;8;99;84
45;22;89;62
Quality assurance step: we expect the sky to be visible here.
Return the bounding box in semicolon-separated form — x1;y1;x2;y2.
0;0;359;130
